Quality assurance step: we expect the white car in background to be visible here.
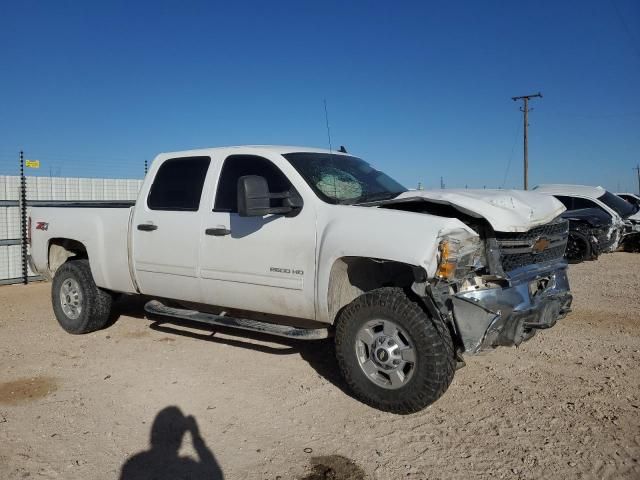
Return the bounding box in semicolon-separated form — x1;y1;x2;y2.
533;184;640;251
617;192;640;209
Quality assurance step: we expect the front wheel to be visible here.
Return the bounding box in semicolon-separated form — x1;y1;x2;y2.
335;287;456;414
52;259;114;334
565;231;593;263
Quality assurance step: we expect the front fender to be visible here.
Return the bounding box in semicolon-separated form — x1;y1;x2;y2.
314;204;477;323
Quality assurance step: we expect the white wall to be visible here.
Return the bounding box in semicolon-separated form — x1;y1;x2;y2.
0;175;143;283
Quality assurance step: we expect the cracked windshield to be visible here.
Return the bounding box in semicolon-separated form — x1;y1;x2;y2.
284;152;407;204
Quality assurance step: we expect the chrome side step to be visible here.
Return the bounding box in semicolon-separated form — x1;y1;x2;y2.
144;300;330;340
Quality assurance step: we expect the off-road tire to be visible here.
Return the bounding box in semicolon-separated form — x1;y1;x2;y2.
52;259;114;334
334;287;456;414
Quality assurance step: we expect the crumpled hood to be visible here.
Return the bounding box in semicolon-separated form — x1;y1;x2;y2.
392;189;566;233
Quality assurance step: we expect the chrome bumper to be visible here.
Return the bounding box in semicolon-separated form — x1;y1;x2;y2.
452;261;572;354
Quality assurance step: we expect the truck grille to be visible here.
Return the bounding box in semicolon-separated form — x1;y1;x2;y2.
495;219;569;272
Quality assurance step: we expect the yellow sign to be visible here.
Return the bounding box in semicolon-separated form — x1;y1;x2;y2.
25;160;40;168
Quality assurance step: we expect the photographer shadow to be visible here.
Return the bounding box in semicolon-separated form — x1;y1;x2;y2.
119;406;223;480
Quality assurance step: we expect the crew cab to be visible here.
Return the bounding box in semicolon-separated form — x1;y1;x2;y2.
30;146;572;413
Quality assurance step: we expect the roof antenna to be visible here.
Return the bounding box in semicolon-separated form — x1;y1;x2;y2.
338;145;347;153
324;99;333;153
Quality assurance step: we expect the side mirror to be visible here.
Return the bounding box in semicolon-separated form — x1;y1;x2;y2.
237;175;298;217
238;175;272;217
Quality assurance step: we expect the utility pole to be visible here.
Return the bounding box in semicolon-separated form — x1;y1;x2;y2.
634;164;640;195
512;92;542;190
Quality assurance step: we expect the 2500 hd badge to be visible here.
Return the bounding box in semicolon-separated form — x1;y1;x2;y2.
270;266;304;275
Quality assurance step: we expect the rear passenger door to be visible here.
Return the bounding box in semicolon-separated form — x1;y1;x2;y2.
132;156;211;302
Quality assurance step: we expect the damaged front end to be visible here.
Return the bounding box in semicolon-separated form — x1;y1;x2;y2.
620;218;640;252
561;208;617;262
427;219;572;354
377;193;573;355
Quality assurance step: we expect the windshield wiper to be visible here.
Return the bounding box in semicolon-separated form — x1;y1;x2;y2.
354;191;403;205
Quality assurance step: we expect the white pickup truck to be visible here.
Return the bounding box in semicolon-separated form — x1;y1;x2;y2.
30;146;572;413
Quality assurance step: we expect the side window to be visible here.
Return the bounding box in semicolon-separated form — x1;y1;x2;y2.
148;156;210;211
555;196;573;209
214;155;294;212
572;197;600;211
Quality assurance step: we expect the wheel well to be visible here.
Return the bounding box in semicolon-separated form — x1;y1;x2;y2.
327;257;422;323
566;230;592;262
48;238;88;275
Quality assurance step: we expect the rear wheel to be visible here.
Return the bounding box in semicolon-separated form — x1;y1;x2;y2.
335;287;456;414
52;259;114;334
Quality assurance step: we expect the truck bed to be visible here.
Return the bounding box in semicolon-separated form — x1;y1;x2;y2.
30;204;137;294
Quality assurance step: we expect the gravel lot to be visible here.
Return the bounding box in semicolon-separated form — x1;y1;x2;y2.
1;253;639;479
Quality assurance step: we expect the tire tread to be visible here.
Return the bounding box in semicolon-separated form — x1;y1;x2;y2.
335;287;455;414
52;259;113;334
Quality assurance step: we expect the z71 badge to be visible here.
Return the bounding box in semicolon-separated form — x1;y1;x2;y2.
35;222;49;231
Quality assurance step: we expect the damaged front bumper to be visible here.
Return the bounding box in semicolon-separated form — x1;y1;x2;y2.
451;261;572;354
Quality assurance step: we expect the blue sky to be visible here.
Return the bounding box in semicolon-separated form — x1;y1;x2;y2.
1;0;639;192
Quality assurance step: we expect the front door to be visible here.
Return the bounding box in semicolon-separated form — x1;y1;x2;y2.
198;154;316;319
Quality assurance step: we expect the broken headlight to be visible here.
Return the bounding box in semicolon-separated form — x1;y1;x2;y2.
436;236;485;282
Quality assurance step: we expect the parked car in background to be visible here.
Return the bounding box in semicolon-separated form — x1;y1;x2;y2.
29;145;573;414
616;192;640;209
615;193;640;252
533;184;640;252
560;208;614;263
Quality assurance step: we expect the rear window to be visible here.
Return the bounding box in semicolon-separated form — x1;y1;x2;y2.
598;191;635;218
620;194;640;208
148;156;210;211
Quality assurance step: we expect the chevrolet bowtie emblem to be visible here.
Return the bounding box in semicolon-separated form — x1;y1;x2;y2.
532;237;551;253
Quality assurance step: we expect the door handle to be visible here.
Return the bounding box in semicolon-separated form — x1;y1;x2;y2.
205;227;231;236
137;224;158;231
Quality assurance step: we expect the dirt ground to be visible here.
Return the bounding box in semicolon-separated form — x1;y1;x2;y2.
1;253;639;480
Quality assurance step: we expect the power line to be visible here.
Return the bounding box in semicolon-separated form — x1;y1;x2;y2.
544;111;640;119
611;0;640;62
501;119;522;188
